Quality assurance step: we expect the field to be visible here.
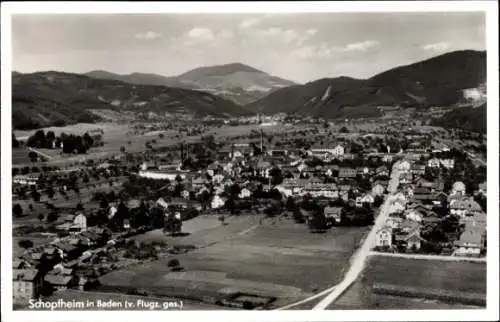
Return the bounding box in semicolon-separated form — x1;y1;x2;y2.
12;148;33;164
329;255;486;309
99;215;369;308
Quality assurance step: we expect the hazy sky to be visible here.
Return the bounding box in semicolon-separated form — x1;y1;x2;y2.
12;12;485;83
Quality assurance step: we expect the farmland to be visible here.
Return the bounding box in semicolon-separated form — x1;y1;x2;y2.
98;215;369;308
13;122;315;168
329;255;486;309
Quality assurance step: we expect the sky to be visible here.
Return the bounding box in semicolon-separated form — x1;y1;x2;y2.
11;12;485;83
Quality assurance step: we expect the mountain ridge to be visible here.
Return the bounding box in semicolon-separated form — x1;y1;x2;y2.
246;50;486;122
85;62;296;105
12;71;246;130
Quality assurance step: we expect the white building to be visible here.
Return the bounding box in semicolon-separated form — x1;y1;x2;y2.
238;188;251;199
138;171;186;181
211;195;226;209
73;213;87;231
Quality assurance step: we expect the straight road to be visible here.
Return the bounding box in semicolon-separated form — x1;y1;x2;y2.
312;167;400;310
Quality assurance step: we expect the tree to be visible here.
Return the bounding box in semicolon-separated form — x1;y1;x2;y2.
225;197;237;214
120;146;126;154
164;213;182;236
28;151;38;163
46;186;55;199
339;126;349;133
47;213;59;223
76;203;84;211
286;197;297;212
167;258;180;268
308;212;327;233
269;167;283;186
99;197;109;209
12;133;19;148
13;204;23;217
373;195;384;208
18;239;34;250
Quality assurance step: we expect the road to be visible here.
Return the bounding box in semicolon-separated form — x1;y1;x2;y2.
312;167;400;310
28;147;54;160
368;251;487;263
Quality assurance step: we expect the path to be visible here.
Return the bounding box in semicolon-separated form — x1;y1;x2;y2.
369;251;486;263
28;147;54;160
311;167;401;310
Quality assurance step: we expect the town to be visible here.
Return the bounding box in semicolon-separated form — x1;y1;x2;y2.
11;116;487;310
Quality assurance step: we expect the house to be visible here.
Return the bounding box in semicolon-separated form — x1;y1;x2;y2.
238;188;251;199
324;165;340;177
382;154;393;163
399;172;413;184
395;229;422;250
385;216;404;229
372;183;385;197
449;197;483;217
268;149;289;157
476;182;487;197
54;243;81;261
169;198;190;210
460;213;487;232
332;144;345;157
72;213;87;232
338;167;357;179
355;194;375;207
412;192;436;205
324;207;342;225
404;209;424;223
375;226;393;247
181;190;190;199
375;166;390;177
393;192;408;203
451;181;466;196
356;166;371;176
207;162;221;176
410;164;426;175
454;228;484;257
211;195;226;209
309;145;344;160
44;272;77;291
421;211;442;224
427;158;441;168
338;185;351;201
394;159;411;172
302;183;339;199
13;269;43;304
388;200;405;215
13;175;39;186
192;177;208;189
440;159;455;169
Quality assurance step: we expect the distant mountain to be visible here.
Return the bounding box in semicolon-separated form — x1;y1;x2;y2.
247;50;486;119
12;71;245;130
85;63;296;105
85;70;181;87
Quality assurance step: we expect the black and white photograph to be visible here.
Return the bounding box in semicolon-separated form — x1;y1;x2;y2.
1;2;498;322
